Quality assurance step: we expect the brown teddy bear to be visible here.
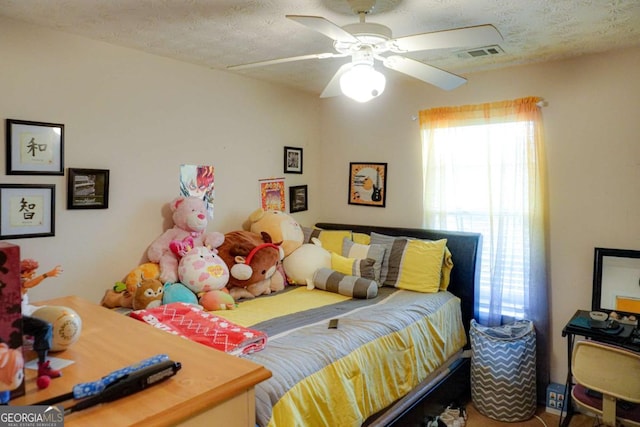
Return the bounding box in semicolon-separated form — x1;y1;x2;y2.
216;230;285;300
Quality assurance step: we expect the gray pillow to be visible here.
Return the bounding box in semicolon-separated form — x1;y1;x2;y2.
312;268;378;299
341;238;386;285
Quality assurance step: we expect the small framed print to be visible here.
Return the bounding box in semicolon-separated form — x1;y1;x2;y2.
67;168;110;209
348;162;387;208
284;146;303;174
6;119;64;175
0;184;55;239
289;185;308;213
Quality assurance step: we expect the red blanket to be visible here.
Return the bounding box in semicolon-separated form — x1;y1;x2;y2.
129;302;267;356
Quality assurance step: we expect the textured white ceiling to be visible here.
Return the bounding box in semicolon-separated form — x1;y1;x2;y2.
1;0;639;95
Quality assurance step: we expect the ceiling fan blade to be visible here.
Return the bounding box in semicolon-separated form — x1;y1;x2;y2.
320;63;352;98
392;24;503;53
227;52;345;70
382;55;467;91
286;15;359;43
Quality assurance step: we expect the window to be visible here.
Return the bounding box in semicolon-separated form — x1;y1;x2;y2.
419;97;547;325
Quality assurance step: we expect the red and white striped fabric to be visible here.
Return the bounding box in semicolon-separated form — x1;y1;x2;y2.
129;302;267;356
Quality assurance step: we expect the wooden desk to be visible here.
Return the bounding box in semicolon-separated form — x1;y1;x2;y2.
11;296;271;427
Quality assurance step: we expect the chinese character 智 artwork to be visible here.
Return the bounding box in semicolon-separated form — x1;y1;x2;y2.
0;185;55;239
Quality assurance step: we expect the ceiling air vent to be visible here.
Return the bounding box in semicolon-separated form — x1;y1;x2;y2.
457;45;504;58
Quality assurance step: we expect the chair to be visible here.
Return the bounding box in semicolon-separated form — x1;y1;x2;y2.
571;340;640;426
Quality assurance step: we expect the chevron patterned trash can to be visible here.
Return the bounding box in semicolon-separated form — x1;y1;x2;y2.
470;319;536;422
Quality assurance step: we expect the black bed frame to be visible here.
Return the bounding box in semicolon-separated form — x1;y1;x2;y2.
315;223;483;426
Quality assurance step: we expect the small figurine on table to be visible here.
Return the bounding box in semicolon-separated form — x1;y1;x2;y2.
20;259;63;388
0;343;24;404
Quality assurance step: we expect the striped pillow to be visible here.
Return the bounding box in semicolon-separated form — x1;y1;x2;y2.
301;227;352;254
331;252;377;281
312;268;378;299
370;232;447;293
341;238;386;284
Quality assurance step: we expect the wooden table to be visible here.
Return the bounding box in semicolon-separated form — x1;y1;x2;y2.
11;296;271;427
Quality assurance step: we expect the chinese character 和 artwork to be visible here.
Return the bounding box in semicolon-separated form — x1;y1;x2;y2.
5;119;64;175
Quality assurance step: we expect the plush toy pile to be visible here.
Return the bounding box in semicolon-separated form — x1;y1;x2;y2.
102;200;346;312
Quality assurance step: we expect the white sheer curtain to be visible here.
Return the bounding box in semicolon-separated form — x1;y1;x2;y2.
419;97;550;401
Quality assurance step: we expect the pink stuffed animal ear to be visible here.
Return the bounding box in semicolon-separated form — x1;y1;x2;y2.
169;236;195;258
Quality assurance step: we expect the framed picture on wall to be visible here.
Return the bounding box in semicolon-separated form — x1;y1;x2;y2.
67;168;110;209
0;184;55;239
284;146;303;174
289;185;308;213
5;119;64;175
348;162;387;208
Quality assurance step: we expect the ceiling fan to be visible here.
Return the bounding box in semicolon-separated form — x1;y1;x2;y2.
227;0;503;102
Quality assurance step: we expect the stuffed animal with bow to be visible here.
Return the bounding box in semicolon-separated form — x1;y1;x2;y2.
147;196;225;284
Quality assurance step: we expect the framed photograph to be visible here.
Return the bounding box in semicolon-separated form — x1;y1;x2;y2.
289;185;308;213
0;184;55;239
284;146;303;174
6;119;64;175
67;168;110;209
348;162;387;207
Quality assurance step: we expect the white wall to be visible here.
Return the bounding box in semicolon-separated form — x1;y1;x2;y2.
3;14;640;387
0;17;321;304
319;46;640;384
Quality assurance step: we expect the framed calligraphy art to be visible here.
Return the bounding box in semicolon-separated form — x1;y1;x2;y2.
0;184;55;239
5;119;64;175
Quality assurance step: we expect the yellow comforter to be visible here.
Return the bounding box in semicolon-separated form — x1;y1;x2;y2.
217;287;466;427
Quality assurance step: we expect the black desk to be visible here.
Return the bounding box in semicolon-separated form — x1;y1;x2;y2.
560;310;639;426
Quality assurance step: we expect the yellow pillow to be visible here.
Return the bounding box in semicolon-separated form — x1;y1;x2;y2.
394;239;447;293
330;252;376;281
440;246;454;291
352;232;371;245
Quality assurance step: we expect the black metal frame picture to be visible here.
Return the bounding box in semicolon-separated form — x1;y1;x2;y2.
67;168;110;209
289;185;308;213
284;146;303;174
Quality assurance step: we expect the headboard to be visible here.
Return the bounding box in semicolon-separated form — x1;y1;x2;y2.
315;223;482;341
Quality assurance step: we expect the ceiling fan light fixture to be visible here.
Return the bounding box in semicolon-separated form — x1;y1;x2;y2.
339;63;386;102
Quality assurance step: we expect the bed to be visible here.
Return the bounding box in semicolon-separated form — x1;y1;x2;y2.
218;223;482;427
131;223;482;426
